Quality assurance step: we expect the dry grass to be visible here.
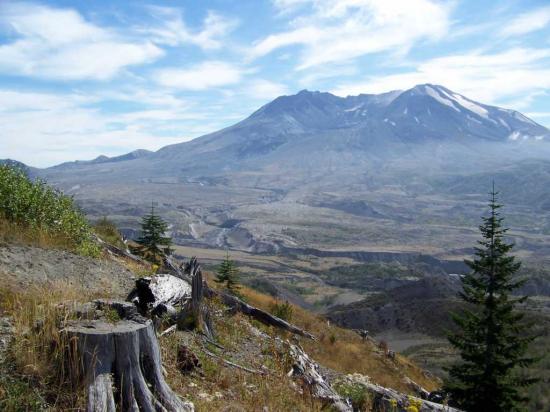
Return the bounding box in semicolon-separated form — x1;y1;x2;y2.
159;301;324;412
0;217;75;251
0;261;440;411
233;282;441;394
0;282;103;411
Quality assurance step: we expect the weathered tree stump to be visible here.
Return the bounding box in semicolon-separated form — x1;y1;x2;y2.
64;301;193;412
185;257;215;339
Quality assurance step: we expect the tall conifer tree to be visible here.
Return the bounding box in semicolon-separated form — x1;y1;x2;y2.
445;186;537;411
135;203;172;264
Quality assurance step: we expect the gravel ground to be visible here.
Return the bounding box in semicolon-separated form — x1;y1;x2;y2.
0;245;136;297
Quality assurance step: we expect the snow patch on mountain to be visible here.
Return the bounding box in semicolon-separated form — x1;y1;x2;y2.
448;92;489;119
425;86;460;112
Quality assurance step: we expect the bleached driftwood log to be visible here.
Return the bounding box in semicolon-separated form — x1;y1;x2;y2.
287;343;461;412
404;376;431;399
366;381;460;412
287;343;352;412
204;285;315;340
127;274;191;315
336;373;462;412
63;300;193;412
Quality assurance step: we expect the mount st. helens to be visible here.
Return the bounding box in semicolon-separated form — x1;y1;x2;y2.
29;84;550;261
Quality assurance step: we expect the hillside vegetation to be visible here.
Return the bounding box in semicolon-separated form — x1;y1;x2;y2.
0;176;444;410
0;165;99;256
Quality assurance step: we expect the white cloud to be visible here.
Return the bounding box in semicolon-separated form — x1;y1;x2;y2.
0;88;209;167
245;79;290;100
154;61;245;90
500;5;550;37
142;6;238;50
331;48;550;107
252;0;451;69
0;2;163;80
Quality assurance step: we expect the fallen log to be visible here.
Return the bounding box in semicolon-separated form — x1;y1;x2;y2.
63;300;193;412
204;285;315;340
404;376;431;400
287;342;352;412
336;373;462;412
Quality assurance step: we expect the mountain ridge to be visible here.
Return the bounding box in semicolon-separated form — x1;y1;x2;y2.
42;84;550;170
24;83;550;264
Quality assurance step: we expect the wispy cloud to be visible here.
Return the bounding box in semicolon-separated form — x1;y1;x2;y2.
141;6;238;50
0;2;163;80
332;48;550;105
1;0;550;166
499;5;550;37
154;61;246;90
251;0;451;70
0;88;212;166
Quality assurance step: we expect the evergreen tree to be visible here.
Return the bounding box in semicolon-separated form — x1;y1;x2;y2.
445;186;537;411
135;203;172;264
215;252;240;292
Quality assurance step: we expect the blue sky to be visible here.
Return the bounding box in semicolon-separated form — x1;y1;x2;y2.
1;0;550;167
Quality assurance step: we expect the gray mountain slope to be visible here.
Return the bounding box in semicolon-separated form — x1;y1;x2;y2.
31;84;550;260
40;84;548;181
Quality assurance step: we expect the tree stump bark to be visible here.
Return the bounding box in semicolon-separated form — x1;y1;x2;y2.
64;303;193;412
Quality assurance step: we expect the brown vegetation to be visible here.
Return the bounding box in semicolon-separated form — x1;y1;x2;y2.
0;260;441;411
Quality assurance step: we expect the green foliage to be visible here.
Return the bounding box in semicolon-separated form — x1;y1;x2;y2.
215;252;240;293
445;187;538;411
134;204;172;264
270;300;294;321
0;165;99;256
103;307;121;324
0;372;47;411
247;278;279;297
334;382;370;411
321;261;437;292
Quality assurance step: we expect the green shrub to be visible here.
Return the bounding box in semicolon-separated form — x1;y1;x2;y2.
0;165;99;256
334;382;371;411
270;300;293;321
